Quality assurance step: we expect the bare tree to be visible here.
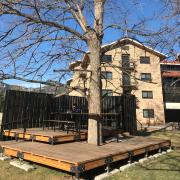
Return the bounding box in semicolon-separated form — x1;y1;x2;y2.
0;0;179;145
0;0;106;145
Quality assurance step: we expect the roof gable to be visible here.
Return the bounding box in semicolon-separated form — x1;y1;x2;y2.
101;37;166;59
69;37;167;69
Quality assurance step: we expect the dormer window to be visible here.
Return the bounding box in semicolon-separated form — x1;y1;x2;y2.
121;46;129;50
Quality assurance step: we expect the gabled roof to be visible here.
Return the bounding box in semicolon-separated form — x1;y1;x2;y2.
101;37;166;58
69;37;167;69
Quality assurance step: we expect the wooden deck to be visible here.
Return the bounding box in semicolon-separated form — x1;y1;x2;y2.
0;137;171;178
3;128;87;144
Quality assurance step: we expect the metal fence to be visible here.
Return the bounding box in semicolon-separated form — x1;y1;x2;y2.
1;90;137;135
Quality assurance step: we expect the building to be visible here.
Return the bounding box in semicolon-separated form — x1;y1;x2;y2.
68;37;166;125
160;58;180;122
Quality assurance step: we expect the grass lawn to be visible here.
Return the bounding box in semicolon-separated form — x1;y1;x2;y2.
0;161;68;180
107;130;180;180
0;130;179;180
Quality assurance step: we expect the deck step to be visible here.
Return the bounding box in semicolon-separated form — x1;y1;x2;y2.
3;128;87;145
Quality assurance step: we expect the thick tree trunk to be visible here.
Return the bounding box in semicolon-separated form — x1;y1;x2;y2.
87;34;102;145
87;0;105;145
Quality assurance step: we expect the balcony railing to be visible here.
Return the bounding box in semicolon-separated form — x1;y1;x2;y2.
163;87;180;93
161;65;180;71
122;61;135;70
163;87;180;103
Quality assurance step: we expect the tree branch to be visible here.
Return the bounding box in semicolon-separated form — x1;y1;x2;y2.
0;72;86;96
0;2;87;41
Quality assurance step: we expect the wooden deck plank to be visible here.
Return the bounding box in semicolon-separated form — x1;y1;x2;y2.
0;137;171;167
3;128;87;143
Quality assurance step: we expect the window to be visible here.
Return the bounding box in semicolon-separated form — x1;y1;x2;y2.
101;72;112;80
121;46;129;50
140;56;150;64
102;55;112;63
143;109;154;118
142;91;153;99
122;54;130;68
102;89;113;96
141;73;152;81
122;54;130;62
123;74;130;85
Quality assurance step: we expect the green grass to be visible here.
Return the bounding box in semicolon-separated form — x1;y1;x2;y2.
0;161;68;180
107;130;180;180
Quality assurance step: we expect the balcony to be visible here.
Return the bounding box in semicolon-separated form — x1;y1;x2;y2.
122;62;135;70
163;87;180;103
122;78;138;91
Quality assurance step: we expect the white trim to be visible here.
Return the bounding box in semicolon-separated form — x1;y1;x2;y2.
165;103;180;109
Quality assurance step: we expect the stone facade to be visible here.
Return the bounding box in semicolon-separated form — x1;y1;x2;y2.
69;38;165;125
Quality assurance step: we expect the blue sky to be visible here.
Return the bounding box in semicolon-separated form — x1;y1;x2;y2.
0;0;179;87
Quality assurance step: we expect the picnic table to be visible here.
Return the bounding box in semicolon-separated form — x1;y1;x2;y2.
43;119;76;134
43;112;122;134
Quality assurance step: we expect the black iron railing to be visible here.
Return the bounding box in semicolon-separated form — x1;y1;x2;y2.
163;87;180;103
1;90;137;136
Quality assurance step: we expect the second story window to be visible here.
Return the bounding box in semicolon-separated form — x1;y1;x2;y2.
101;71;112;80
142;91;153;99
102;55;112;63
140;56;150;64
141;73;152;81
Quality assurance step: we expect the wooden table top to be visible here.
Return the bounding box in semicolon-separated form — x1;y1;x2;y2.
43;120;75;123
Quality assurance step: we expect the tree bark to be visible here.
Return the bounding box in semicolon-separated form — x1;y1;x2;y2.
87;0;105;145
87;32;102;145
0;0;106;146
